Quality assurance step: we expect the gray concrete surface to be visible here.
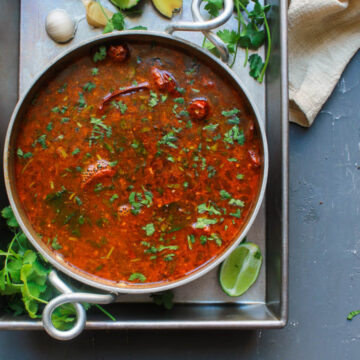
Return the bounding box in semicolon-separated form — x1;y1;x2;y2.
2;0;360;358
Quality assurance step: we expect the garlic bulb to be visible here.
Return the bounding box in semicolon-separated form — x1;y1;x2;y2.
45;9;76;43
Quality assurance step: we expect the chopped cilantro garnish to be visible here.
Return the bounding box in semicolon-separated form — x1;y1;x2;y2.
222;108;239;117
178;110;189;117
93;46;107;62
174;97;185;104
46;122;53;131
129;189;153;215
158;132;178;149
223;125;245;145
109;194;119;203
197;203;221;215
32;134;47;149
51;236;62;250
207;166;216;178
91;67;99;76
194;217;218;229
164;254;175;261
129;273;146;282
17;148;33;159
220;190;232;200
230;209;242;218
236;174;244;180
229;198;245;207
148;91;159;107
75;196;82;206
83;82;96;92
142;223;155;236
52;106;67;114
203;123;219;131
72;148;80;156
77;92;86;108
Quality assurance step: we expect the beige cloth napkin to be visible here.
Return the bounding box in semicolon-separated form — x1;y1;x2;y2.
289;0;360;127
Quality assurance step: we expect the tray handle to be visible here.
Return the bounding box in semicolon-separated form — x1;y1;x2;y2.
42;270;116;341
165;0;234;63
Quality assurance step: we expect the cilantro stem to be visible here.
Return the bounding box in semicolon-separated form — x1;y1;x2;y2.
258;14;271;84
96;0;111;22
230;0;243;68
244;47;249;67
202;35;207;49
95;304;116;321
3;232;20;283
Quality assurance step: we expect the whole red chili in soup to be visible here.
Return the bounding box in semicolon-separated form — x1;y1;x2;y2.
14;42;263;285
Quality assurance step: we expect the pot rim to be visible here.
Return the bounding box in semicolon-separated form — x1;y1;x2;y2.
4;31;268;294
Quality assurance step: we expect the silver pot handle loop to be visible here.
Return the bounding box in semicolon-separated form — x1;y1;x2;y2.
165;0;234;63
42;270;116;340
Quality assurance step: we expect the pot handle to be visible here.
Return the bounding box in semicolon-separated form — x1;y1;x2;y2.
165;0;234;63
42;270;116;341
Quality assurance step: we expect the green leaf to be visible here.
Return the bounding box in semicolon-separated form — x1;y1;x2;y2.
238;23;265;50
129;273;146;282
151;290;174;310
194;218;218;229
1;206;19;228
220;189;232;200
51;303;77;330
111;12;125;30
217;29;239;54
348;310;360;320
129;26;147;30
142;223;155;236
204;0;224;17
248;54;264;81
93;46;107;62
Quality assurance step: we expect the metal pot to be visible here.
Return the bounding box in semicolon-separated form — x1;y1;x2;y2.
3;0;268;340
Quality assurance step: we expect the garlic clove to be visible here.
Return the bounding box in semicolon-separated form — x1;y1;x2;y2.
45;9;76;43
85;1;114;28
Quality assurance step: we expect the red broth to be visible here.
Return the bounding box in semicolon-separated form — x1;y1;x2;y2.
14;42;263;284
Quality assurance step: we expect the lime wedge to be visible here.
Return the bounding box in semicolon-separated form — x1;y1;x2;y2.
219;242;262;297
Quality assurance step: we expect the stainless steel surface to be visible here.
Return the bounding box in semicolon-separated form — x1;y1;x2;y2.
166;0;234;62
0;0;288;331
43;271;115;340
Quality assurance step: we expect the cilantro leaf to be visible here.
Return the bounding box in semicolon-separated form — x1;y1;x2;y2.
220;190;232;200
248;54;264;81
103;12;125;34
238;23;265;50
204;0;224;17
195;218;218;229
129;26;148;30
93;46;107;62
142;223;155;236
217;29;239;54
151;291;174;310
1;206;18;228
129;273;146;282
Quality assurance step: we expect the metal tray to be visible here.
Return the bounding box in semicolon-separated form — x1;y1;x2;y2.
0;0;288;330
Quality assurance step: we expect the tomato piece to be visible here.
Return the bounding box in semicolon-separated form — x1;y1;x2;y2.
81;159;115;188
151;67;178;94
107;44;129;62
188;98;210;120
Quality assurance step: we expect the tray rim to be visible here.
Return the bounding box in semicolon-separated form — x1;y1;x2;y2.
0;0;288;330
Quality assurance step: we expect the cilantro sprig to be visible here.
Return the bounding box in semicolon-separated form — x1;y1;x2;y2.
202;0;272;83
